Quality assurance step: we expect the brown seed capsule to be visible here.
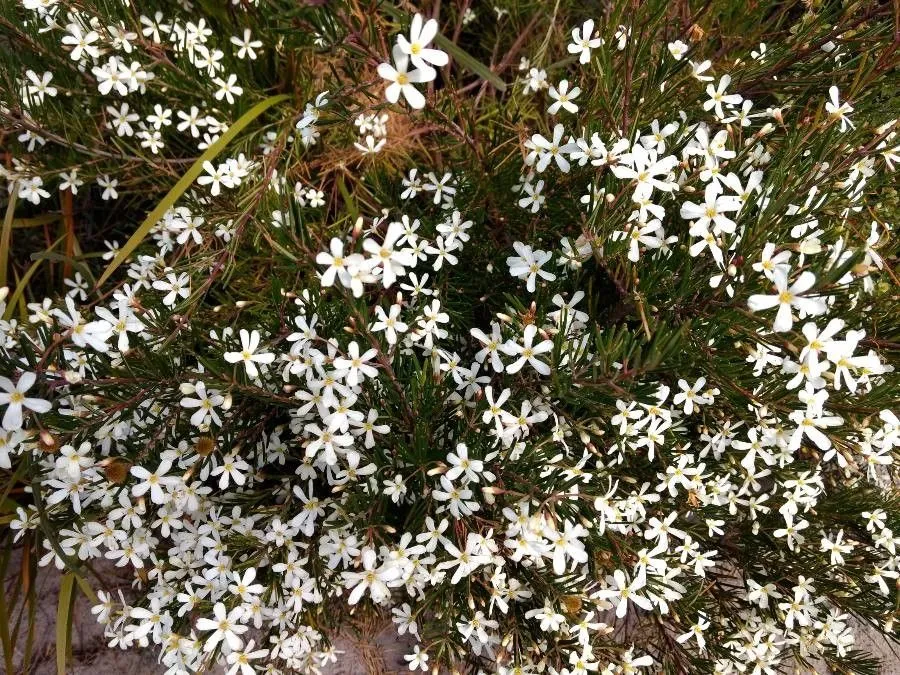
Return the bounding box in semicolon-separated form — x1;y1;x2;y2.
196;436;216;457
562;595;583;614
688;24;705;42
102;458;132;484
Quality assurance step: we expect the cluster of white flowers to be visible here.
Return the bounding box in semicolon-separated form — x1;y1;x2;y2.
1;2;898;675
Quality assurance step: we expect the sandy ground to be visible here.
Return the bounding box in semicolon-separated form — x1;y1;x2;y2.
4;549;898;674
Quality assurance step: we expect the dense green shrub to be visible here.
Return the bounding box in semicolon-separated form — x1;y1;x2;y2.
0;0;898;673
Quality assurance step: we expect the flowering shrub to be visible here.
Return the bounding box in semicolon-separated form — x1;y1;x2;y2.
1;0;899;674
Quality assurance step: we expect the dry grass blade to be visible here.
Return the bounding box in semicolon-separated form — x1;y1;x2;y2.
56;573;76;675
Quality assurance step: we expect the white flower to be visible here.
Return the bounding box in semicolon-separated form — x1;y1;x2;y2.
668;40;688;60
747;270;827;332
24;70;57;104
676;615;710;651
94;304;145;352
225;640;269;675
471;324;505;372
224;329;276;378
432;475;479;518
524;67;548;93
61;23;100;61
211;453;250;489
396;14;448;71
197;161;234;196
825;85;854;132
680;184;742;234
518;179;546;212
152;272;191;307
404;645;429;671
230;29;262;60
195;602;248;652
0;372;51;431
690;59;714;82
502;324;554;376
213;73;243;104
752;242;791;281
180;382;224;427
703;74;743;119
97;175;119;201
334;341;379;387
567;20;603;64
445;443;484;483
593;569;653;618
343;548;400;604
377;44;434;110
371;304;408;345
528;124;578;173
130;459;180;505
673;377;711;415
548;79;581;114
58;170;84;194
611;144;679;200
316;238;361;289
354;134;386;154
506;241;556;292
362;221;417;288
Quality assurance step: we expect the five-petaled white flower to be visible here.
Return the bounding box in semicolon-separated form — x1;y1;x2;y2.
503;324;554;376
0;372;51;431
748;270;827;333
195;602;248;652
377;44;434;110
567;20;603;64
507;241;557;292
224;329;276;378
396;14;448;72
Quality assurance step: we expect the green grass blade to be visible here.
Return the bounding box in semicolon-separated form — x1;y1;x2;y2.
2;234;66;321
95;93;291;288
12;215;58;229
73;574;98;606
0;186;16;288
433;33;507;92
56;573;75;675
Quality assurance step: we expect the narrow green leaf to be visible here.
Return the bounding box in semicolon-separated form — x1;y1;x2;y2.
12;215;59;229
73;574;98;606
0;186;16;288
3;235;67;320
433;33;507;92
336;176;359;222
56;573;76;675
96;93;291;288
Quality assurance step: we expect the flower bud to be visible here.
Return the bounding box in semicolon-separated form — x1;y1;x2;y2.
39;430;58;453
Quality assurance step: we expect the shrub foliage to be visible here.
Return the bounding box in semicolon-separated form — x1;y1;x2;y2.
0;0;898;673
